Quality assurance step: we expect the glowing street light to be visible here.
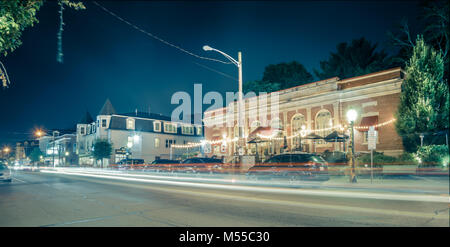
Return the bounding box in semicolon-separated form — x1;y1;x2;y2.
35;130;44;137
203;45;244;159
299;125;307;151
133;134;140;143
346;109;358;123
346;109;358;183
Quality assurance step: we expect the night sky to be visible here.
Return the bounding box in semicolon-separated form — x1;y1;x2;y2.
0;1;421;146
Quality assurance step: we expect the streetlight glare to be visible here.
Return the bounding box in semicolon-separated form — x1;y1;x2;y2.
35;130;44;137
203;45;213;51
133;135;140;142
346;109;358;122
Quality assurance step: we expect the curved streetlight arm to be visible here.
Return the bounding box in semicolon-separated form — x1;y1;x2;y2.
204;46;240;67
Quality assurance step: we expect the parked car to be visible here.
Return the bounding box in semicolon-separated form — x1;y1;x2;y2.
178;158;224;174
145;159;180;172
320;151;348;164
0;164;12;183
246;152;329;181
117;159;145;170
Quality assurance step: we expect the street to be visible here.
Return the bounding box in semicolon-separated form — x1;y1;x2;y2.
0;169;448;227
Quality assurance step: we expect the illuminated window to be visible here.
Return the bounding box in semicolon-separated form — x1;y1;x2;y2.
291;114;305;147
154;138;160;148
182;125;194;135
271;118;283;130
315;110;332;143
153;121;161;132
196;126;202;136
164;123;177;134
250;121;261;133
126;118;135;130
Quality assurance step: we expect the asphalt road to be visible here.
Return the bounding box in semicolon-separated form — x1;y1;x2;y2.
0;170;448;227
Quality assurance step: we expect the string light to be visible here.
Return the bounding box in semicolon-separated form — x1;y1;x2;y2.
257;119;396;140
172;119;396;148
56;0;65;63
0;61;11;88
354;118;396;130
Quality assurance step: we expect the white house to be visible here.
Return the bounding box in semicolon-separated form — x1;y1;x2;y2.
76;99;204;167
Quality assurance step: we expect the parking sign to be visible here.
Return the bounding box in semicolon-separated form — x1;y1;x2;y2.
368;126;377;150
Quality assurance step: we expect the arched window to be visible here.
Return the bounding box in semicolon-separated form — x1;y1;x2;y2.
250;121;261;133
270;117;283;130
315;110;332;142
291;114;306;148
291;114;305;133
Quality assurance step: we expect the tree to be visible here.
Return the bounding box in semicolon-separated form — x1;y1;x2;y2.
388;0;449;79
395;36;449;152
93;139;112;168
0;0;85;87
314;37;394;80
0;0;85;57
262;61;314;89
243;80;281;94
29;147;43;166
244;61;313;93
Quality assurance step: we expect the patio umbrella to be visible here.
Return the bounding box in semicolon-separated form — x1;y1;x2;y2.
247;137;266;162
304;133;323;139
324;131;349;142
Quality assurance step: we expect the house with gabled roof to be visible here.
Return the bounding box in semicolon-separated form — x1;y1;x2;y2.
76;99;204;167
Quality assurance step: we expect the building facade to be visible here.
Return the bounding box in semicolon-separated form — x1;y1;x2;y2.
204;67;405;161
44;133;77;166
15;140;39;162
76;99;204;167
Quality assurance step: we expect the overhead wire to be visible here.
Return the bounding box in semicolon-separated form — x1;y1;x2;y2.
92;1;232;65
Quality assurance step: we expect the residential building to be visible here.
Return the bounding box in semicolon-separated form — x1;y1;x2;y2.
76;99;204;167
41;129;77;166
15;140;39;162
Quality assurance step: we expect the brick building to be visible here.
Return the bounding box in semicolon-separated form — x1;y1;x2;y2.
203;67;405;161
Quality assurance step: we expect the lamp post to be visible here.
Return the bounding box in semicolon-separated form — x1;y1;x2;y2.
203;45;244;161
299;125;306;151
2;147;10;159
35;130;44;139
52;130;59;168
346;109;357;183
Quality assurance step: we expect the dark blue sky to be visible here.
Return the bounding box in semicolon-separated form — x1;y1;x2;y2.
0;1;421;145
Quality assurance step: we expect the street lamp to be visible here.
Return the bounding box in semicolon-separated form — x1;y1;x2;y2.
346;109;358;183
52;130;59;168
299;125;307;151
35;130;44;138
203;45;244;161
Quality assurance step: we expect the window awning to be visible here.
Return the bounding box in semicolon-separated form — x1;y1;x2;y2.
358;116;378;131
248;126;281;138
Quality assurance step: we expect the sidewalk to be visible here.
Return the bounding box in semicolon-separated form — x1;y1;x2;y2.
322;175;449;195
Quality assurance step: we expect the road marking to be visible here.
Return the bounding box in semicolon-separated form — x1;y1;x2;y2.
12;177;27;183
40;169;450;203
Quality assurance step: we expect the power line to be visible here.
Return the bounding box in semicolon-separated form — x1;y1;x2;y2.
92;1;232;65
193;62;238;81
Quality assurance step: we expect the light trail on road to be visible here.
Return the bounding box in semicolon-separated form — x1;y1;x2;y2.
40;168;450;203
